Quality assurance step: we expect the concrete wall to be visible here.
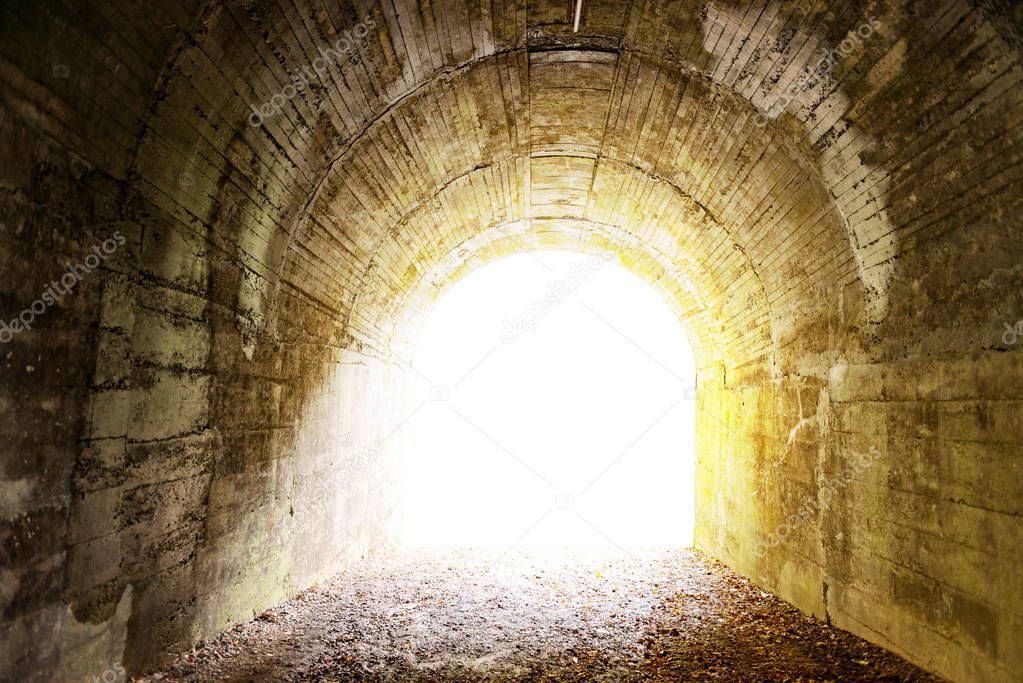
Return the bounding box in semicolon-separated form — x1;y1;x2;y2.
691;5;1023;681
0;1;1021;681
0;4;409;677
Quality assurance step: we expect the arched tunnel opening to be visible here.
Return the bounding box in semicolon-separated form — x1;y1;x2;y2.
1;1;1022;681
398;249;698;549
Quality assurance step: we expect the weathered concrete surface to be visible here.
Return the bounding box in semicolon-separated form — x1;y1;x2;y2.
0;1;1021;682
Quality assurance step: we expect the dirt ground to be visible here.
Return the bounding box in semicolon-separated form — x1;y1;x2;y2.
139;549;941;682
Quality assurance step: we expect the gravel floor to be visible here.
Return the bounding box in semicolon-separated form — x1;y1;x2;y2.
140;549;941;682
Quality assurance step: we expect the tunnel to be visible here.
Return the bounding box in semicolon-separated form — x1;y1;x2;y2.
1;0;1021;681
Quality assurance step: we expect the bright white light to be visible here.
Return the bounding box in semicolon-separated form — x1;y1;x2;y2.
399;250;696;549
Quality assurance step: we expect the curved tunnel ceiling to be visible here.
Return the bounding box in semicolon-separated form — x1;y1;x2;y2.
124;0;933;380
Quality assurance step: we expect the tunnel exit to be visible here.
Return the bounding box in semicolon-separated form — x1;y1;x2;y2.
397;250;698;549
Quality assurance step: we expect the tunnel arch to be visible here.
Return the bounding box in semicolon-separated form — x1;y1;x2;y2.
103;1;1022;674
382;220;735;369
94;3;1023;677
1;1;1020;681
268;46;859;373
